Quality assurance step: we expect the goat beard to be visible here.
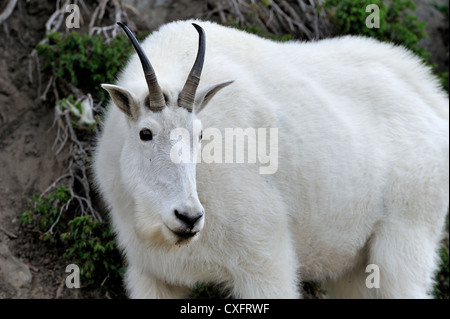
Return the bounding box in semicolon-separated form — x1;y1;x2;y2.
133;200;169;247
133;199;198;248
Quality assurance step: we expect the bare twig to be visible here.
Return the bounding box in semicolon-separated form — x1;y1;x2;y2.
46;198;72;235
0;227;18;239
39;173;72;198
0;0;18;25
46;0;70;32
42;97;103;224
55;279;66;298
88;0;130;41
40;76;54;101
206;0;331;40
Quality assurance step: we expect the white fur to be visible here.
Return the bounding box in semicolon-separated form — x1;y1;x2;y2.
94;20;449;298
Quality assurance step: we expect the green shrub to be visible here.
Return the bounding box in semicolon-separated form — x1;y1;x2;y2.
61;215;124;289
36;31;145;101
433;244;449;299
434;0;449;93
21;186;71;242
434;1;449;20
322;0;428;60
28;28;146;295
21;187;124;294
433;216;449;299
438;71;449;93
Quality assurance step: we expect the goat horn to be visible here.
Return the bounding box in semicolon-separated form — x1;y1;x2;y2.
178;23;206;113
117;22;166;112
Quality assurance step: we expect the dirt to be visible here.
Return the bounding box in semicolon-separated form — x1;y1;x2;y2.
0;0;448;299
0;0;77;298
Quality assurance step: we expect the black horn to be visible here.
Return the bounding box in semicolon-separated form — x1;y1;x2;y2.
117;22;166;112
178;23;206;113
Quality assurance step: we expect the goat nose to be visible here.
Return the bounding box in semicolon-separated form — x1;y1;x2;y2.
174;209;203;229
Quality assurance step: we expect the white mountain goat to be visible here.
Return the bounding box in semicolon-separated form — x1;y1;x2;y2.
94;20;449;298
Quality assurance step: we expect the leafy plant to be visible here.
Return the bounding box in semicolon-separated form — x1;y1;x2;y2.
21;186;71;242
434;0;449;93
433;216;449;299
24;27;142;297
36;31;145;101
322;0;428;59
61;215;124;289
434;1;449;20
438;70;449;93
433;245;449;299
21;187;124;294
190;282;224;299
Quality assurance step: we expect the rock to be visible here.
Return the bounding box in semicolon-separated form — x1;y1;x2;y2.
0;242;32;296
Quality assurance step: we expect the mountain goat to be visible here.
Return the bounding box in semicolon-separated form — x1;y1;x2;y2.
94;20;449;298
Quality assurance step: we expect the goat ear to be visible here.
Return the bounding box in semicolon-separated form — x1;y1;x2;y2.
101;84;140;120
194;80;234;114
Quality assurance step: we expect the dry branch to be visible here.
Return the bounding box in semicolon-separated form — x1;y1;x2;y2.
207;0;331;40
0;0;18;25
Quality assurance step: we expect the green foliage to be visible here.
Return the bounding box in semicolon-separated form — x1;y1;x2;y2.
36;31;139;101
20;186;71;242
61;216;124;288
434;0;449;93
433;215;449;299
21;187;124;293
30;28;142;296
190;282;218;299
434;1;449;20
323;0;386;38
439;71;449;93
322;0;428;61
190;282;229;299
433;244;449;299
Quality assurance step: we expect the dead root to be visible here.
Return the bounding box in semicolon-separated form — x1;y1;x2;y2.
206;0;332;40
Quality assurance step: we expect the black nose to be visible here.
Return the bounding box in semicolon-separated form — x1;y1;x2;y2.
174;209;203;229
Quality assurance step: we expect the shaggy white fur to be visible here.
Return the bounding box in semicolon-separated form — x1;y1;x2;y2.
94;20;449;298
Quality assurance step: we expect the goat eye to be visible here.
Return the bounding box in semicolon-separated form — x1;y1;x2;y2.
199;130;203;141
139;129;153;141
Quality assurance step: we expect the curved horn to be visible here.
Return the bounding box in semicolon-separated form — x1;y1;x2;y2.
117;22;166;112
178;23;206;113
